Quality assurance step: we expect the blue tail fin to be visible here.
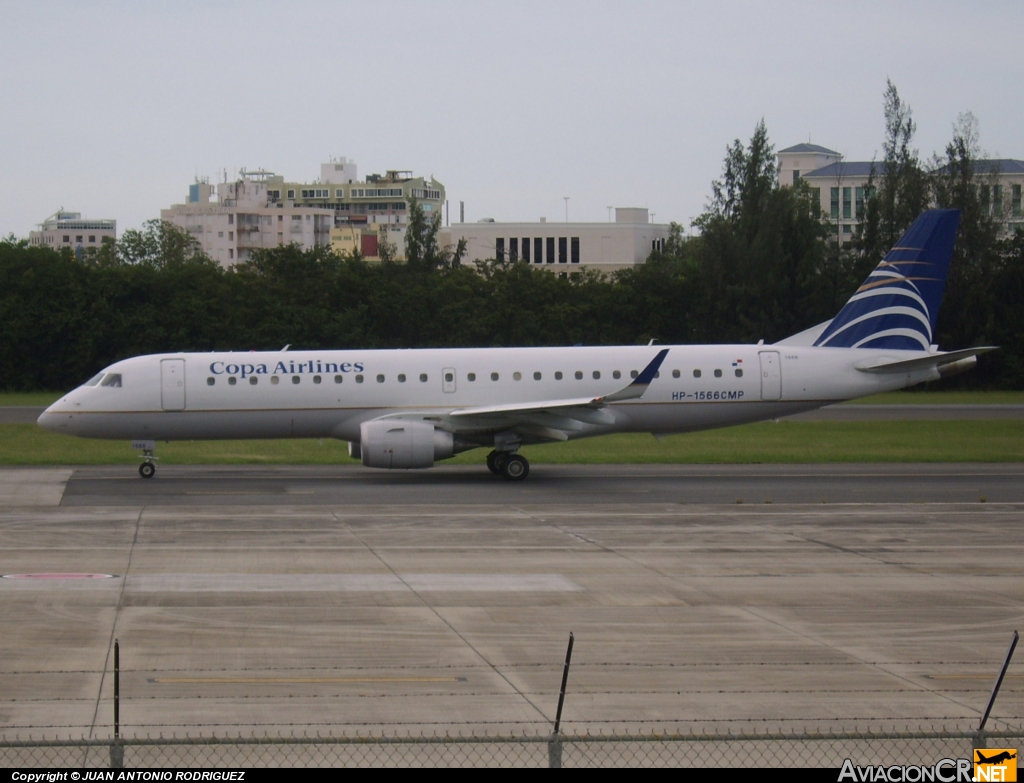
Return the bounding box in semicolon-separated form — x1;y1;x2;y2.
814;209;960;351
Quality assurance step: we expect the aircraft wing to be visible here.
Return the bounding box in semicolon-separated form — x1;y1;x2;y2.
373;349;669;443
449;348;669;418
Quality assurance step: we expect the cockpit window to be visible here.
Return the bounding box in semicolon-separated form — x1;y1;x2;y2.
84;373;104;387
100;373;122;387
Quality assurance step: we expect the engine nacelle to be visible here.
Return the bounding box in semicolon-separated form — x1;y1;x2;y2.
359;420;456;469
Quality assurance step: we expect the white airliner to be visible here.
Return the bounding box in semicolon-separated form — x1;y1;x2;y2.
38;210;992;480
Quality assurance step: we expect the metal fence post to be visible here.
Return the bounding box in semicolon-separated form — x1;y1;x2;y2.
548;734;562;768
110;639;123;768
975;630;1018;750
549;632;574;768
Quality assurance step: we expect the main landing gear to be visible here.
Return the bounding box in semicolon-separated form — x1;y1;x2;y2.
133;440;158;479
486;450;530;481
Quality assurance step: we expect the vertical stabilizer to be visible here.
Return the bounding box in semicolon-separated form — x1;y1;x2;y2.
814;209;960;351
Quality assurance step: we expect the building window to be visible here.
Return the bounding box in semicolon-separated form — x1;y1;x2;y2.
496;237;505;262
534;237;543;264
522;238;530;262
558;237;567;263
792;170;800;184
89;235;96;243
287;190;295;199
510;237;518;262
571;237;579;263
842;187;852;220
1013;185;1022;217
63;235;69;242
830;188;839;220
546;237;555;264
994;185;1004;215
228;249;233;259
76;235;83;243
228;214;234;225
979;185;991;213
855;187;865;218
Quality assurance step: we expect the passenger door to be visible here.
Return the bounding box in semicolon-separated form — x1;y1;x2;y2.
161;359;186;411
758;351;782;401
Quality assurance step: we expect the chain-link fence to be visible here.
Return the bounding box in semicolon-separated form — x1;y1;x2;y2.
2;725;1022;768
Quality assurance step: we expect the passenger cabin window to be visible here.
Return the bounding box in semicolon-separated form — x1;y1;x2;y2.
575;371;583;380
249;376;258;385
533;371;541;380
420;373;428;382
445;372;454;382
468;373;476;382
398;374;406;382
672;369;680;379
207;377;215;386
613;370;621;380
555;371;563;380
491;372;499;381
292;375;300;384
630;370;638;379
513;372;522;381
714;369;722;378
100;374;122;387
693;369;702;378
333;375;342;384
376;374;385;383
735;369;743;377
228;377;237;386
313;375;322;384
592;371;601;380
355;374;364;383
272;376;280;385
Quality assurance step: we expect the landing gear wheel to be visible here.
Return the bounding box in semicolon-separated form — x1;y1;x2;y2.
139;461;156;479
501;454;529;481
488;451;510;476
486;450;503;475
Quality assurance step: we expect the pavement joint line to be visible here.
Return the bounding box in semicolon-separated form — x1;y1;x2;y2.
735;605;986;718
326;506;553;725
88;505;142;740
147;676;468;684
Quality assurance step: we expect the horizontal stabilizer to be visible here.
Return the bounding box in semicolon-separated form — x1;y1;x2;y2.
855;346;998;374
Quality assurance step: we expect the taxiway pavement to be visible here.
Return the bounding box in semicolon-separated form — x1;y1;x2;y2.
1;465;1022;737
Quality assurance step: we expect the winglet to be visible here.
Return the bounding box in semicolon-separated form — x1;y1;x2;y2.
600;349;669;403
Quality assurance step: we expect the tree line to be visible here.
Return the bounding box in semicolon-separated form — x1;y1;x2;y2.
1;82;1021;391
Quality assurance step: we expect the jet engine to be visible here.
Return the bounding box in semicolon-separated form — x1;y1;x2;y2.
358;420;470;469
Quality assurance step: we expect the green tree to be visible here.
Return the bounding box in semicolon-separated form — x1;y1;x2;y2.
115;219;212;268
856;80;931;266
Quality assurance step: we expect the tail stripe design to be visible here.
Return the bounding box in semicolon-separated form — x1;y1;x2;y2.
813;209;960;351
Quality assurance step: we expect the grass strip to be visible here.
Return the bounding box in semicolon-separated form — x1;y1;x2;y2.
1;420;1021;465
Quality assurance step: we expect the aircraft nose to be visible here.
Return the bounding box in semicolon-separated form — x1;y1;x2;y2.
37;405;70;433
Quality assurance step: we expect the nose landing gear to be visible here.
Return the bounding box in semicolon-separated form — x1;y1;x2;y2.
133;440;158;479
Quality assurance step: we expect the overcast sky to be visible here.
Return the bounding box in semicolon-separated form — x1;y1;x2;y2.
2;0;1021;237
